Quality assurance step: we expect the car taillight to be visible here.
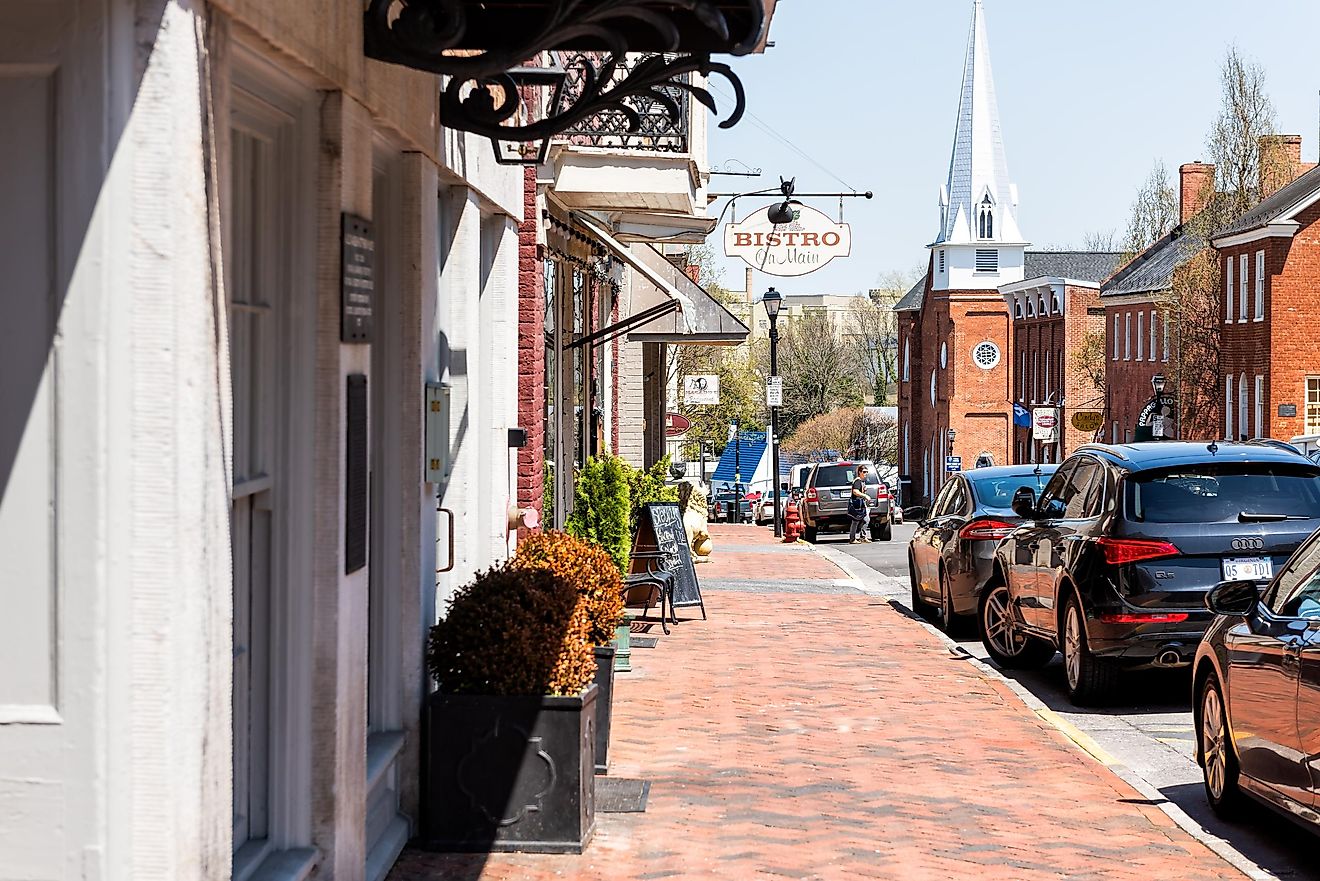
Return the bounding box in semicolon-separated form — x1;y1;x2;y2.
806;487;818;502
959;519;1016;541
1099;612;1190;624
1097;537;1180;565
877;484;890;499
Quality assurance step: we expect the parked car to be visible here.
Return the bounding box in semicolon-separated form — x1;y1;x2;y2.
801;461;892;543
752;482;789;526
979;442;1320;704
1194;529;1320;827
909;465;1058;632
710;484;752;524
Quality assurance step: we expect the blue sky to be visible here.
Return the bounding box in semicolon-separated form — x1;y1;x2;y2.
707;0;1320;297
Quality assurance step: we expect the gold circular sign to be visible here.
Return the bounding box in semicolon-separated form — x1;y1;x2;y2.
1071;411;1104;433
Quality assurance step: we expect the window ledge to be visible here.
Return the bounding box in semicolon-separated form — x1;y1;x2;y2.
236;845;318;881
367;730;408;793
1253;317;1265;323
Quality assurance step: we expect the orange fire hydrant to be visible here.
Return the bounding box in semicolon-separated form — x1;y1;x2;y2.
783;498;803;542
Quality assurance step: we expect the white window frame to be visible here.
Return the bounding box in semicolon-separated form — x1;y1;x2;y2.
1044;352;1051;399
902;337;910;382
1112;313;1120;360
1136;312;1144;361
1255;375;1265;438
1124;312;1131;361
1239;374;1249;439
1032;351;1038;403
1111;421;1119;444
1239;254;1249;322
1162;310;1170;362
1149;310;1157;361
1225;257;1234;324
1254;250;1265;321
1308;377;1320;435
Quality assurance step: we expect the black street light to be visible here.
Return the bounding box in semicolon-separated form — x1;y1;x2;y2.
764;287;785;537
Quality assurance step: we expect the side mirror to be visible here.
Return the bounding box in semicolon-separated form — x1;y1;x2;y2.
1206;580;1261;617
1011;486;1038;519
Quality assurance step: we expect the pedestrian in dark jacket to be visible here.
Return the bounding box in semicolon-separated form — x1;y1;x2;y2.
849;465;871;543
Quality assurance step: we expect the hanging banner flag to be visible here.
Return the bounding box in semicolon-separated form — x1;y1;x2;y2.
724;204;851;277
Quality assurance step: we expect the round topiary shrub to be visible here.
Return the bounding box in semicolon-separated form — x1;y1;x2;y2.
511;531;625;646
427;567;595;697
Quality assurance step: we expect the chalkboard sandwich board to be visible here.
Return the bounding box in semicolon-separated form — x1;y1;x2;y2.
632;503;706;617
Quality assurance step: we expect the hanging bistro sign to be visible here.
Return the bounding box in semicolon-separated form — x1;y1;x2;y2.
723;204;851;277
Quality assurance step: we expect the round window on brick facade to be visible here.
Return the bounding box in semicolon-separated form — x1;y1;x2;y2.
972;341;1001;370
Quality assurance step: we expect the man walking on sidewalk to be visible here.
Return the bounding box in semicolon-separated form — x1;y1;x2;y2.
849;464;871;543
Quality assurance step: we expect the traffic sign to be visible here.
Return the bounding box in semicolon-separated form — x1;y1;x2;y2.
945;456;963;473
766;376;783;408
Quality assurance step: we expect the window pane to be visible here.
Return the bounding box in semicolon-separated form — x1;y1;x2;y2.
1129;464;1320;524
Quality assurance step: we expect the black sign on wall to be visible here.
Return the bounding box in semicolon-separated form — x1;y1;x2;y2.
346;374;368;574
341;214;375;343
1280;403;1299;418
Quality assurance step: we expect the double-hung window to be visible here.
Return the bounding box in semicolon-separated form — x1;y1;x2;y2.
1162;311;1170;362
1149;310;1157;360
1136;312;1144;361
1225;375;1234;439
1308;377;1320;435
1124;312;1131;360
1254;251;1265;320
1239;254;1249;322
1239;374;1249;439
1255;376;1265;438
1225;258;1234;323
1112;314;1120;360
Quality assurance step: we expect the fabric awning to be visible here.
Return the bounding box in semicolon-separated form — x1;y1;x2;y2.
571;212;750;348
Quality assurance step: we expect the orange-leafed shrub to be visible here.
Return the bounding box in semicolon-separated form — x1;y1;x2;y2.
426;567;595;697
512;530;625;646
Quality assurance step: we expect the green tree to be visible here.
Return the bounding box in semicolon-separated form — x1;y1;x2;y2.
565;455;632;574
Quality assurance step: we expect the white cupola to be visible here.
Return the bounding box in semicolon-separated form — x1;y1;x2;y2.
930;0;1028;292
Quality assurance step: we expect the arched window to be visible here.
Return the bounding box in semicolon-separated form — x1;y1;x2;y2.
977;195;994;240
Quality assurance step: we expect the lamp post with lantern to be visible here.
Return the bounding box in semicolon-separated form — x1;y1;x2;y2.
763;287;784;536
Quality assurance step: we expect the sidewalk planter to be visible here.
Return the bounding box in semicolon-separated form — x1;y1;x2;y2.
592;645;616;774
422;685;597;854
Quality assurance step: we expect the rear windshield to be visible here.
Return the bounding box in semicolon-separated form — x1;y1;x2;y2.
1128;464;1320;523
970;472;1055;509
813;465;878;487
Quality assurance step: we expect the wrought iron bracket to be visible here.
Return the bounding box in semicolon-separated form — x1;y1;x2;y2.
364;0;755;144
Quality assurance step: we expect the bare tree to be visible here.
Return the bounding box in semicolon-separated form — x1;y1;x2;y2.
1082;229;1119;251
1121;160;1180;259
1161;250;1222;440
770;310;866;434
1207;46;1277;220
1073;330;1107;395
783;407;898;466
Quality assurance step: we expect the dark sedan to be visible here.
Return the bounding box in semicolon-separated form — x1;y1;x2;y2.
1194;530;1320;829
908;465;1057;633
979;442;1320;704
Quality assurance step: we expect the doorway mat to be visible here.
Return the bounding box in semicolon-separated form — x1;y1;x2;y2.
596;778;651;813
630;636;660;648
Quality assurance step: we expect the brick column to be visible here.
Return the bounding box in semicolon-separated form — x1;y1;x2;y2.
516;166;545;530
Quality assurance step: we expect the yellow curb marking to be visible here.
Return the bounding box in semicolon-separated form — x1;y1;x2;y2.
1037;709;1121;768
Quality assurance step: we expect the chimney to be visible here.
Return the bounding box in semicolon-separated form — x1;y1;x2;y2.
1179;162;1215;223
1260;134;1305;198
745;267;755;305
685;263;701;285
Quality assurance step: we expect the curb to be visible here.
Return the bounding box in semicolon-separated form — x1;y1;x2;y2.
806;544;1277;881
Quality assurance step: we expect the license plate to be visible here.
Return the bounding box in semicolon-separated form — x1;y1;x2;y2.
832;489;845;498
1222;557;1273;581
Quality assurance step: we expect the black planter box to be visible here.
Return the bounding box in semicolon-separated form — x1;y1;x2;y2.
593;646;615;775
422;685;597;853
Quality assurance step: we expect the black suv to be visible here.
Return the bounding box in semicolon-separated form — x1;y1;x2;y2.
979;442;1320;704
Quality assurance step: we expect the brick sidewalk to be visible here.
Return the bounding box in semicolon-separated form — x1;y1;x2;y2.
388;525;1243;881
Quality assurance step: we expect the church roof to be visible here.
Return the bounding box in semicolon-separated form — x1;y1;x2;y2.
894;276;928;312
1023;251;1125;284
934;0;1023;247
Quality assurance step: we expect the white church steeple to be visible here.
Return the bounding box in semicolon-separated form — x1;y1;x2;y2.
931;0;1027;291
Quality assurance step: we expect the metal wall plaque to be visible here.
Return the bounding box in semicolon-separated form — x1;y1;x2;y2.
1280;403;1298;418
346;374;368;574
341;214;375;343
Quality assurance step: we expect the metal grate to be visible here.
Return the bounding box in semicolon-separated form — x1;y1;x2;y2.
975;249;998;272
556;52;689;153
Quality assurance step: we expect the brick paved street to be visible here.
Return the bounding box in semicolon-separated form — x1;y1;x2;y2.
389;525;1246;881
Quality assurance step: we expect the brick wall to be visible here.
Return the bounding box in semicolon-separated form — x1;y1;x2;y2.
1102;299;1170;442
515;166;545;527
1219;199;1320;441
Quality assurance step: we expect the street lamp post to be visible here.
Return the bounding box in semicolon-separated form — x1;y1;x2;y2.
764;287;784;537
729;418;741;524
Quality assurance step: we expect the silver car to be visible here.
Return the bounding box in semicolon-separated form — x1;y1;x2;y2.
801;460;892;543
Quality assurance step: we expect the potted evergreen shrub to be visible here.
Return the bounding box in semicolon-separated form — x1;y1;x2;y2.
513;531;625;774
422;566;598;853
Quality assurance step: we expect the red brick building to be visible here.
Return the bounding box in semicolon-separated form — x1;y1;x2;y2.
1000;253;1123;463
1212;162;1320;441
897;0;1027;506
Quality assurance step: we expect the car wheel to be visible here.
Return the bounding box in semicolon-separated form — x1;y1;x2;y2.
1062;595;1120;706
871;520;893;542
804;525;818;544
940;570;972;638
979;582;1053;669
1199;673;1243;818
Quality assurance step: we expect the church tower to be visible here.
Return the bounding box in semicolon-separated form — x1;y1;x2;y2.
930;0;1027;291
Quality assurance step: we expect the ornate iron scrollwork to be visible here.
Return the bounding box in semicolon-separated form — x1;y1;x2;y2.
364;0;756;144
